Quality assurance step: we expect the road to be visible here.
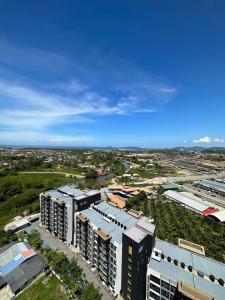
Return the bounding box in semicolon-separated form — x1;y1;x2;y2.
31;221;114;300
178;184;225;209
133;172;225;186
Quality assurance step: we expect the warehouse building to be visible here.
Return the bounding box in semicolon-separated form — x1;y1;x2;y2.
40;186;100;244
146;239;225;300
194;180;225;196
163;190;210;214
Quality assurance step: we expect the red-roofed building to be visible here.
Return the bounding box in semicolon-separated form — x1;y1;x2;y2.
201;207;220;217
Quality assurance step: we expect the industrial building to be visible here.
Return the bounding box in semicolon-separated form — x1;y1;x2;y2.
146;239;225;300
40;186;100;244
194;180;225;196
163;190;210;214
0;242;47;297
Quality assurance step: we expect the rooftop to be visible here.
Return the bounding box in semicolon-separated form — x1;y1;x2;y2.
148;238;225;300
164;190;209;213
76;201;137;244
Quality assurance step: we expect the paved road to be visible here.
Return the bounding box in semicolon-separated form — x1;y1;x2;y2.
31;222;114;300
134;172;225;186
179;184;225;209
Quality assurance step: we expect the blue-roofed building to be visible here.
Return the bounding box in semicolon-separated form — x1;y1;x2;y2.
146;239;225;300
40;185;100;244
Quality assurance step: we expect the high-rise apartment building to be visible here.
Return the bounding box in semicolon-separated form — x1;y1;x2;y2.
121;219;156;300
74;201;139;296
40;186;100;244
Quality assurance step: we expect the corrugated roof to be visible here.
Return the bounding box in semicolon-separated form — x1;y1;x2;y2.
164;190;209;213
78;201;137;243
47;190;73;205
106;193;126;209
148;239;225;300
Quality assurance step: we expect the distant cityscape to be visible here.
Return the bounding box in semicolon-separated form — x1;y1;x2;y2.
0;147;225;299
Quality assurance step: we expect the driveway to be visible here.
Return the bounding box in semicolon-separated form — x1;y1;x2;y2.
30;221;114;300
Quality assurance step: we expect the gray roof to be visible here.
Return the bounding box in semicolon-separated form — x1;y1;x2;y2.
164;190;209;213
124;226;147;243
78;202;137;244
148;239;225;300
195;180;225;194
5;255;47;293
47;190;73;206
58;186;100;200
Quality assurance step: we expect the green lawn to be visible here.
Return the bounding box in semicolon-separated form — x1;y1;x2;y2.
0;174;77;227
17;274;68;300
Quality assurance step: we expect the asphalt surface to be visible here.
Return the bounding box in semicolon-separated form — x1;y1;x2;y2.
134;172;225;185
31;221;114;300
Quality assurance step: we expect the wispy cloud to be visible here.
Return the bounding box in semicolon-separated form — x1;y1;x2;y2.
0;37;178;145
0;130;94;146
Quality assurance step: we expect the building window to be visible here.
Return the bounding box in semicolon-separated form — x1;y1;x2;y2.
150;274;160;285
150;291;160;300
161;280;170;290
150;283;160;294
161;289;170;299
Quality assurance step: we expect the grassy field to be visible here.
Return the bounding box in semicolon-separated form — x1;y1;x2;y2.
25;167;84;175
17;274;68;300
0;174;76;227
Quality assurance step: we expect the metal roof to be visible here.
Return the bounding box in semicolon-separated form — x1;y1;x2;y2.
195;180;225;194
78;202;137;244
164;190;209;213
208;210;225;222
148;239;225;300
57;186;100;199
5;255;47;294
0;242;36;277
47;190;73;204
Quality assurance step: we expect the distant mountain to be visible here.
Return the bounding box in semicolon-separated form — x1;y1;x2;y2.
172;146;225;152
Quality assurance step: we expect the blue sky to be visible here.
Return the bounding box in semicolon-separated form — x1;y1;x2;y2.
0;0;225;148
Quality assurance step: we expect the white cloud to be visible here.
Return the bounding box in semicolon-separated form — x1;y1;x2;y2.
192;136;224;144
193;136;211;143
183;140;187;144
214;138;224;143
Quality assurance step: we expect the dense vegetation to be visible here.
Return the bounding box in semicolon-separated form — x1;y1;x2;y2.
0;174;76;227
0;229;17;247
23;230;102;300
126;196;225;263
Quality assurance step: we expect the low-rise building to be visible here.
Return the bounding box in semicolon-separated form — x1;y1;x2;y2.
146;239;225;300
0;242;47;297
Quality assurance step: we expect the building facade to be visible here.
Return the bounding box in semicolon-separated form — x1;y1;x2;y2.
40;186;100;244
121;219;156;300
146;239;225;300
75;201;138;296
